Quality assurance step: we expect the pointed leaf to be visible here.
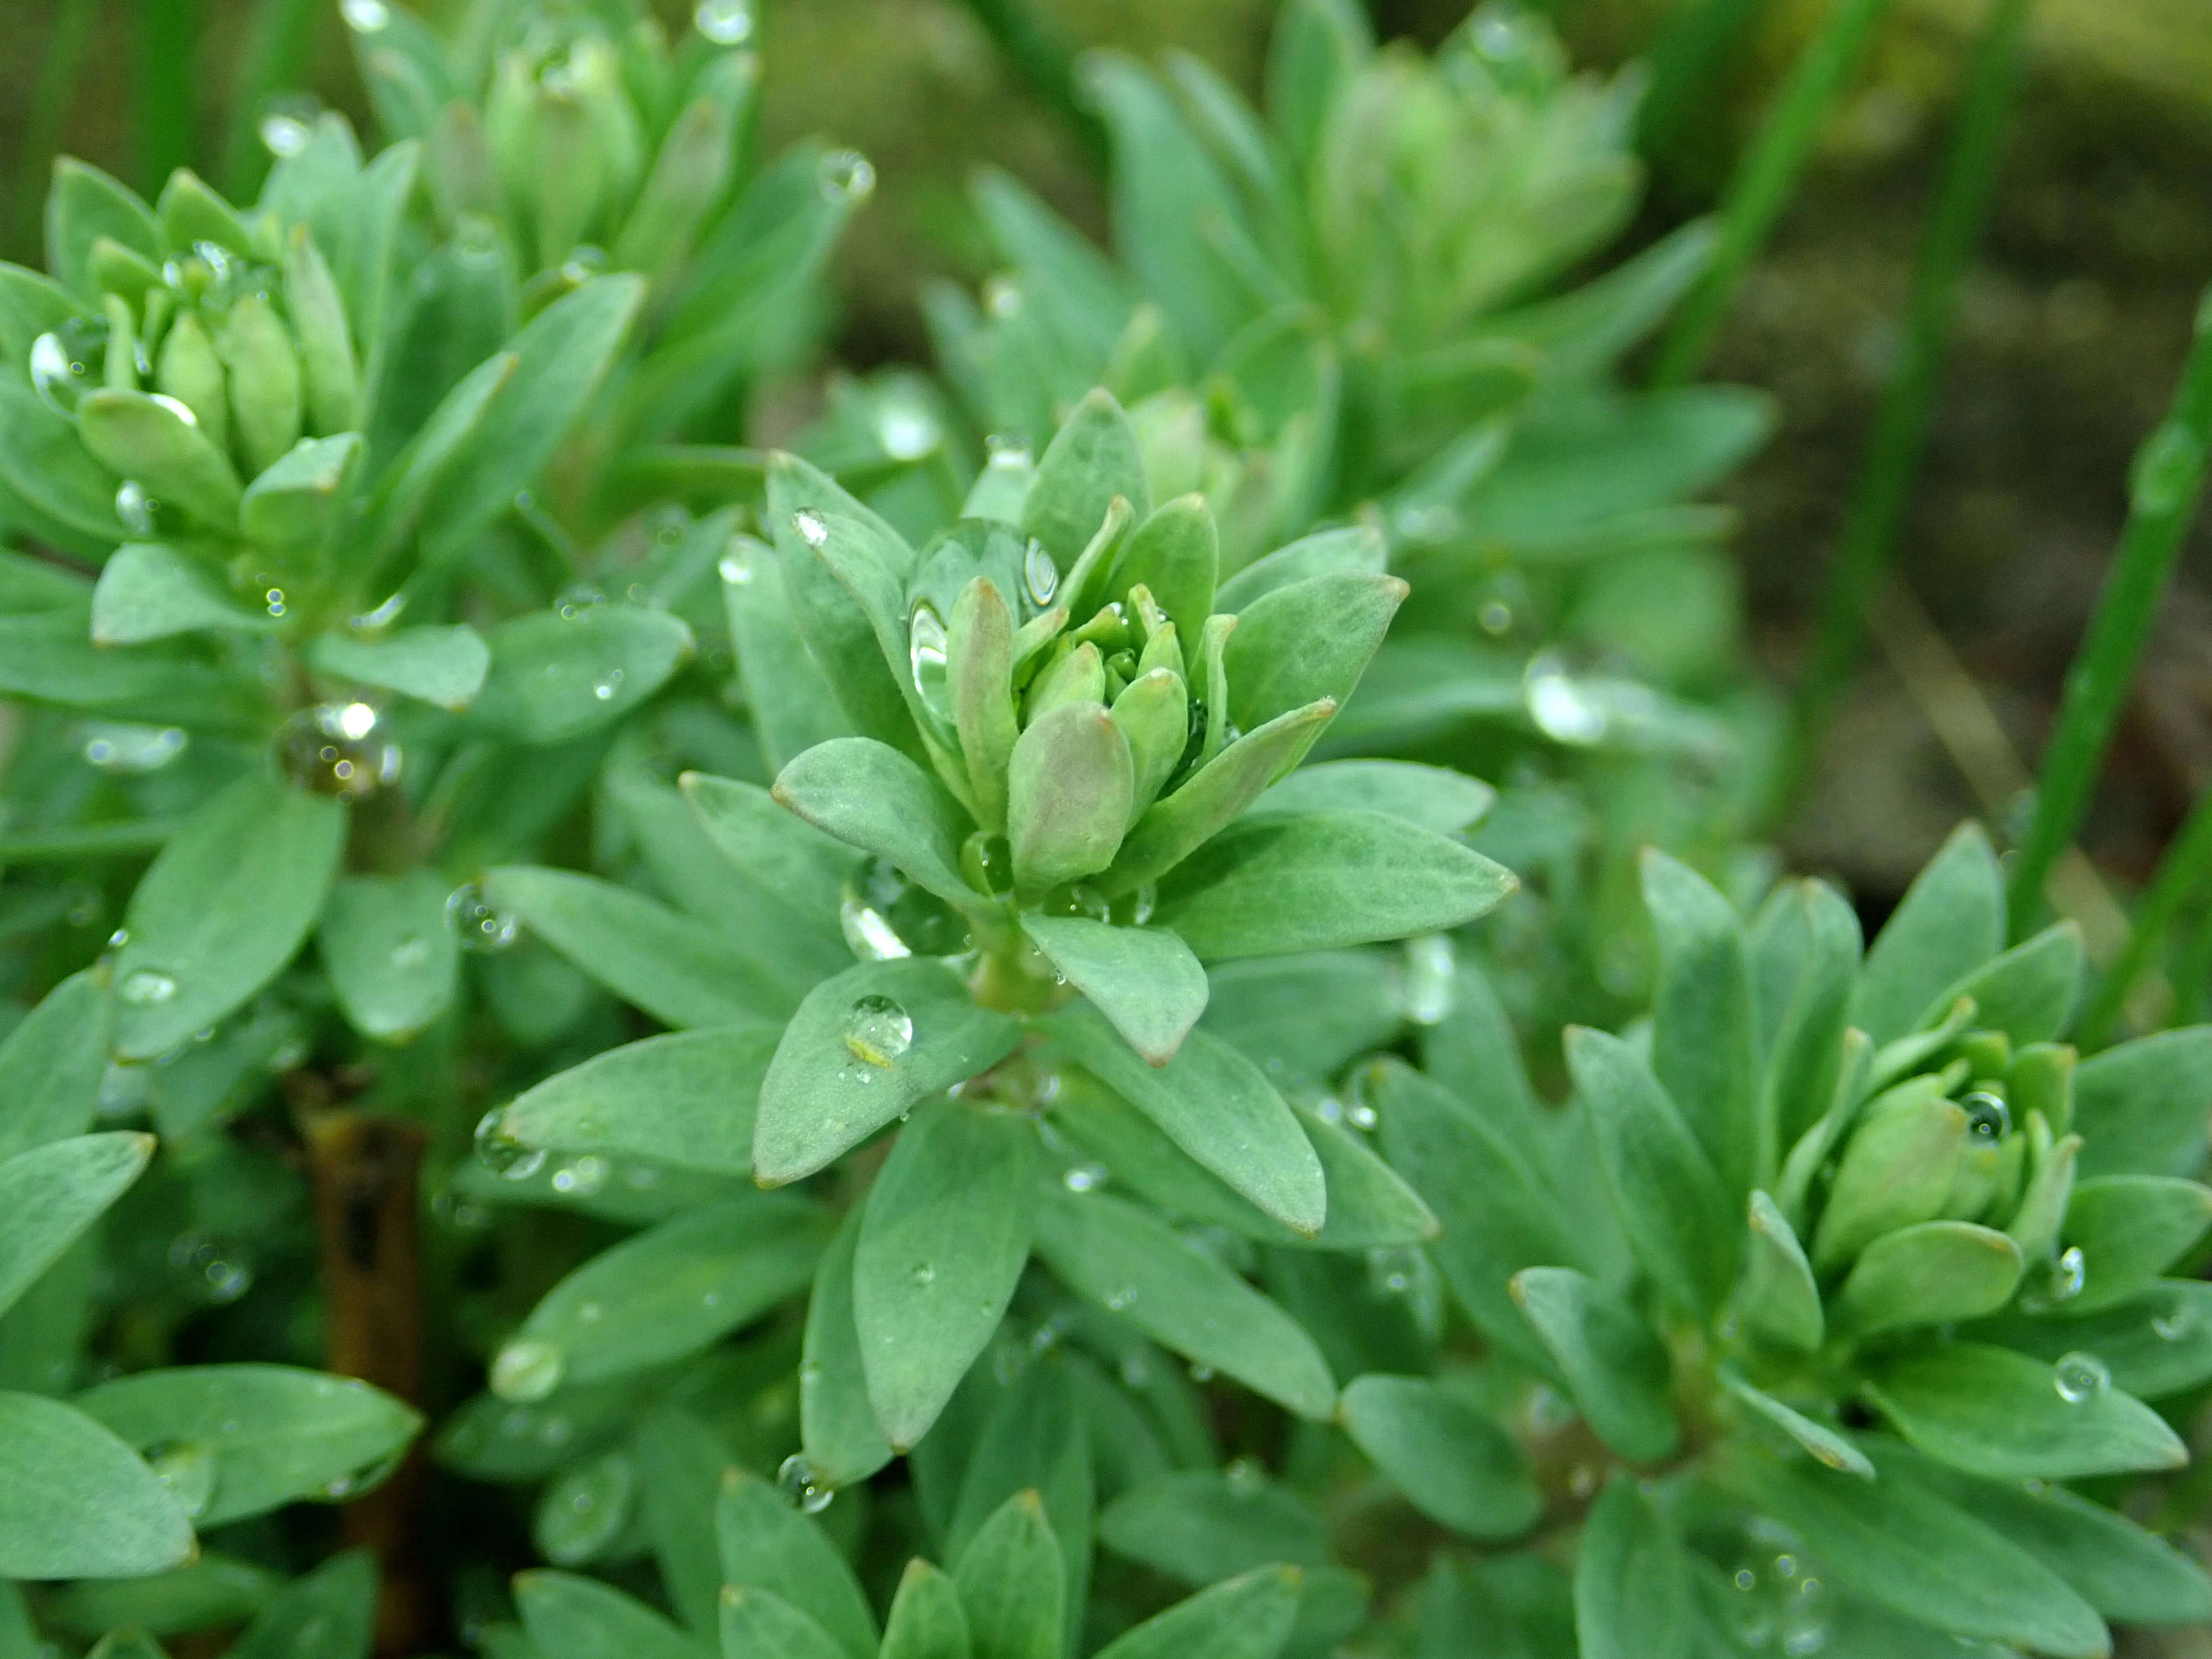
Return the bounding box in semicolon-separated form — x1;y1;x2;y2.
1105;701;1338;893
317;870;458;1041
307;625;489;710
1093;1566;1302;1659
773;737;976;909
717;1585;847;1659
1718;1371;1873;1478
1223;571;1406;732
1575;1476;1692;1659
1864;1343;2185;1479
1254;760;1494;833
92;542;272;643
0;1392;192;1579
717;1468;878;1659
722;533;857;772
1642;849;1757;1200
0;1134;153;1322
1743;1191;1824;1350
514;1571;698;1659
231;1551;377;1659
1339;1374;1541;1541
2064;1175;2212;1313
76;388;241;529
953;1491;1063;1659
1510;1267;1678;1462
801;1208;894;1489
1022;916;1207;1065
1836;1221;2023;1335
1923;922;2084;1045
881;1560;972;1659
1109;494;1218;630
500;1026;780;1176
2073;1026;2212;1180
1852;823;2005;1045
0;969;110;1161
1022;389;1150;570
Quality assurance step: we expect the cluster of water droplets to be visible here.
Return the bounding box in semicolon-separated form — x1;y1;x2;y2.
82;722;187;775
276;702;400;797
1724;1535;1837;1657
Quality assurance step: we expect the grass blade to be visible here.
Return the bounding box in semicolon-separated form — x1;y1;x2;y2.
1637;0;1766;169
2078;784;2212;1046
2007;288;2212;938
135;0;205;194
1651;0;1895;388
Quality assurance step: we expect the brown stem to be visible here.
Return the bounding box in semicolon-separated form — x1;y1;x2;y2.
303;1109;441;1658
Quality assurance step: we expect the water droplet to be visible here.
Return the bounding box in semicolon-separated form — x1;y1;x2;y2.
340;0;389;31
1124;883;1158;926
474;1107;546;1181
550;1155;609;1197
839;894;911;962
116;480;158;536
537;1449;637;1567
693;0;754;44
2022;1244;2089;1312
1187;1363;1215;1383
986;435;1031;468
82;722;187;774
2054;1350;2109;1403
119;969;179;1006
29;317;107;414
148;1441;217;1519
1398;933;1457;1025
817;149;875;205
1062;1162;1106;1193
1478;599;1514;635
909;602;950;718
447;883;520;952
842;995;913;1067
2154;1303;2196;1342
911;1262;937;1286
1104;1284;1136;1311
791;508;829;549
719;539;763;586
1961;1090;2011;1140
1024;540;1060;607
1345;1095;1379;1132
776;1453;834;1514
1526;653;1607;745
983;278;1022;319
349;590;406;630
591;668;624;701
1367;1246;1417;1297
278;703;400;797
877;400;937;462
492;1339;566;1403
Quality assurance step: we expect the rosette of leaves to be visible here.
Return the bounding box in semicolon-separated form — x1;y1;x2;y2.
454;389;1512;1584
923;0;1780;1044
1337;822;2212;1656
342;0;870;491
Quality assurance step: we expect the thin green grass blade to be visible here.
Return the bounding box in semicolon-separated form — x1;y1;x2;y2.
1637;0;1767;169
14;0;101;251
1651;0;1895;387
135;0;205;194
222;0;328;199
2007;288;2212;938
2078;784;2212;1047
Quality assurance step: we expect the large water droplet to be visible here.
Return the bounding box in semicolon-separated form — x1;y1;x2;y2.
447;883;520;953
148;1441;218;1519
816;150;875;206
877;399;937;462
791;508;829;549
909;602;950;718
118;968;179;1006
339;0;390;32
277;702;400;797
492;1339;566;1403
1960;1090;2011;1141
1525;653;1606;745
2053;1350;2109;1403
776;1452;834;1514
116;480;158;536
168;1231;253;1303
719;539;763;586
839;893;911;962
1024;539;1060;608
29;317;107;415
474;1107;546;1182
842;995;913;1067
693;0;754;43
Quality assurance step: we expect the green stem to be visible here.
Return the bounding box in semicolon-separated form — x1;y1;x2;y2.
1637;0;1768;171
135;0;203;194
221;0;327;199
1780;0;2036;820
1650;0;1895;388
2006;288;2212;938
952;0;1108;167
15;0;101;253
2077;783;2212;1047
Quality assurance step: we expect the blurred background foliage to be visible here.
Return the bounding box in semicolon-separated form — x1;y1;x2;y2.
2;0;2209;911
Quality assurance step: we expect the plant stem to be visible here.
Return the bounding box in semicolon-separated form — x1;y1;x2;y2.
1781;0;2036;820
953;0;1108;167
2077;782;2212;1046
14;0;100;253
2006;287;2212;938
1650;0;1895;388
135;0;204;194
1637;0;1767;171
221;0;327;199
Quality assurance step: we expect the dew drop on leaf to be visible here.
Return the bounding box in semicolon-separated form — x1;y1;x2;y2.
1398;933;1457;1025
2053;1350;2109;1403
447;883;520;953
550;1155;608;1197
340;0;390;32
1024;540;1059;607
148;1440;217;1519
777;1452;834;1514
118;968;179;1006
474;1107;546;1182
909;602;949;717
1062;1163;1105;1194
1960;1091;2011;1141
842;994;912;1067
816;150;875;206
491;1338;566;1404
693;0;754;44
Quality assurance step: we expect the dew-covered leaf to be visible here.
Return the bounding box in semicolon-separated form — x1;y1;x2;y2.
0;1133;153;1322
1863;1343;2185;1480
500;1025;778;1176
513;1569;697;1659
717;1467;878;1659
0;969;109;1161
468;608;692;745
318;870;458;1042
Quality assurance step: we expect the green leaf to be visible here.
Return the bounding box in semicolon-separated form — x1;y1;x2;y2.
469;607;692;745
2073;1026;2212;1179
0;1392;192;1579
306;625;490;710
482;865;797;1030
680;769;858;922
75;1363;421;1526
514;1570;698;1659
1254;760;1494;834
1509;1267;1678;1463
46;160;160;299
942;1357;1095;1634
1837;1222;2023;1335
91;542;273;644
2064;1175;2212;1312
1155;810;1515;959
1574;1476;1692;1659
1751;877;1862;1154
1032;1189;1337;1417
801;1207;894;1489
1991;1280;2212;1400
497;1194;828;1392
354;347;515;561
1723;1444;2106;1656
753;959;1024;1185
1093;1566;1303;1659
76;388;243;529
419;275;644;560
1809;1081;1969;1274
1292;1105;1438;1248
239;433;360;550
951;577;1019;832
1864;1343;2185;1479
637;1405;731;1637
0;370;125;550
881;1559;973;1659
1022;916;1207;1065
1008;702;1135;895
1109;494;1218;630
722;533;857;773
500;1025;779;1176
0;1134;152;1322
1338;1374;1541;1541
953;1491;1064;1659
1022;389;1150;571
0;969;110;1161
1851;823;2005;1045
1223;571;1406;733
1566;1026;1735;1316
112;774;345;1060
717;1467;878;1659
317;870;458;1042
1046;1004;1323;1235
1642;849;1757;1201
773;738;976;909
1098;1468;1327;1584
1923;923;2084;1046
857;1103;1038;1449
717;1586;848;1659
230;1550;376;1659
1105;701;1339;893
1203;951;1401;1094
1742;1191;1824;1350
1718;1370;1874;1478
